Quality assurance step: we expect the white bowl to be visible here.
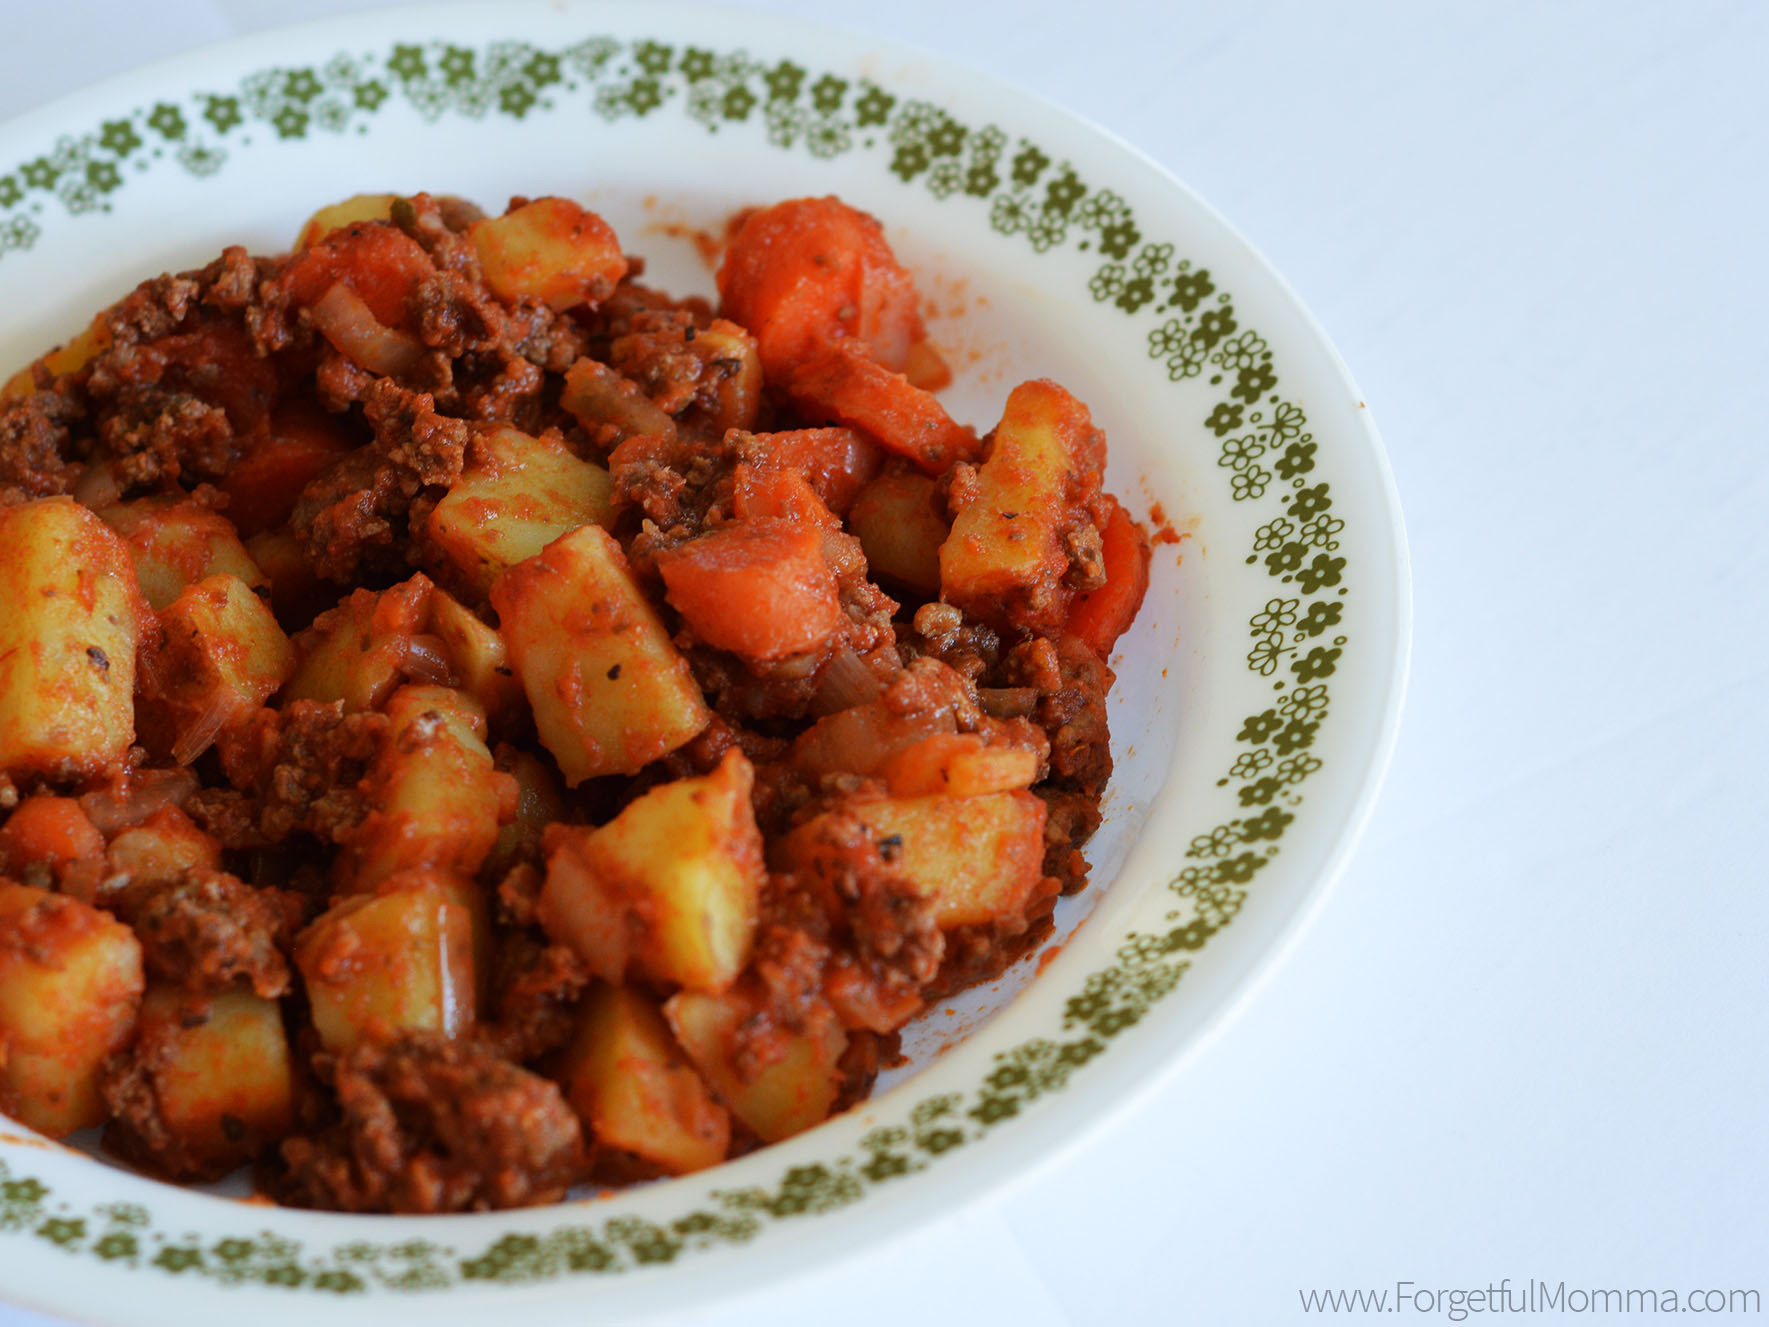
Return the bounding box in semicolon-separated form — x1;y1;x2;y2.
0;4;1409;1321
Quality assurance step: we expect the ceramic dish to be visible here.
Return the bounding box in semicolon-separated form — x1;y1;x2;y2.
0;3;1409;1321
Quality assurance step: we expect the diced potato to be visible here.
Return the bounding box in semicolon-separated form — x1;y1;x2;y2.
875;733;1040;799
665;989;847;1144
1;314;111;400
428;427;615;597
428;590;523;725
558;984;729;1175
284;574;434;711
685;319;763;434
0;498;148;781
295;193;399;250
244;528;331;631
849;467;949;594
294;873;476;1052
0;882;144;1137
491;524;710;783
488;746;567;873
106;804;222;888
345;685;508;891
110;986;294;1179
147;574;295;762
560;358;678;448
655;519;846;663
786;791;1047;929
939;379;1107;632
538;749;762;990
98;496;267;611
469;198;627;310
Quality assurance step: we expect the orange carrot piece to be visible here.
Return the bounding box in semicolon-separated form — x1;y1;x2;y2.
0;797;105;877
221;402;361;536
1067;496;1152;656
788;344;978;476
655;520;846;661
278;221;435;327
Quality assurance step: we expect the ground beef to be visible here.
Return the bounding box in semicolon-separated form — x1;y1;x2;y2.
94;385;235;488
0;388;82;502
199;701;387;848
275;1033;582;1213
477;936;591;1064
117;869;297;998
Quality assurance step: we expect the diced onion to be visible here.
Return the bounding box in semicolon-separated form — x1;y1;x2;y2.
80;768;199;835
810;646;883;716
308;281;425;377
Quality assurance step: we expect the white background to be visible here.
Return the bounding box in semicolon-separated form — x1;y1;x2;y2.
3;1;1766;1323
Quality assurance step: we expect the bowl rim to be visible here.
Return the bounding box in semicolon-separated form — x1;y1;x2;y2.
0;3;1412;1321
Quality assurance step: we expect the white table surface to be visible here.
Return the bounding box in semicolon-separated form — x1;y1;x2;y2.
4;2;1766;1323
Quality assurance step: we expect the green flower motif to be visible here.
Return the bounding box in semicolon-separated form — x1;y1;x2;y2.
919;1128;965;1154
214;1238;256;1263
1238;777;1285;807
1170;266;1215;311
500;83;538;118
1250;597;1300;633
99;118;142;155
0;176;21;208
1214;852;1267;884
271;104;308;139
972;124;1006;157
314;98;350;133
1040;168;1082;215
926;119;965;157
1132;242;1172;279
628;78;664;116
764;60;804;102
313;1270;365;1294
21;158;59;189
154;1246;203;1274
861;1151;911;1182
1246;634;1289;675
1077;187;1128;229
284;68;324;102
36;1217;84;1246
964;161;1000;197
1271;718;1320;755
1279;683;1330;718
387;44;427;80
1230;466;1271;501
1275;440;1317;479
85;160;120;193
1228;749;1273;782
92;1231;137;1262
1148;319;1188;358
1253;517;1296;551
1164;338;1207;381
1187;825;1236;859
629;40;670;76
1296;599;1344;638
853;83;894;126
354;81;388;111
524;51;562;87
1115;275;1155;312
440;45;476;86
969;1094;1021;1126
1098;219;1141;259
986;1062;1030;1091
1204;402;1244;438
1302;515;1344;548
809;74;847;113
989;190;1032;234
1264;540;1307;575
1214;330;1269;372
1238;806;1293;842
1287;482;1331;520
146;102;187;140
805;119;851;159
262;1264;305;1287
925;159;963;198
1090;263;1126;303
1291;645;1341;682
1058;1037;1103;1068
1219;435;1266;470
1;1178;46;1205
203;95;243;132
1264;398;1306;441
1237;709;1283;743
1195;306;1237;349
1276;753;1324;784
1295;553;1345;594
176;142;225;177
1011;143;1050;187
1233;361;1278;403
722;83;757;121
678;47;716;82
